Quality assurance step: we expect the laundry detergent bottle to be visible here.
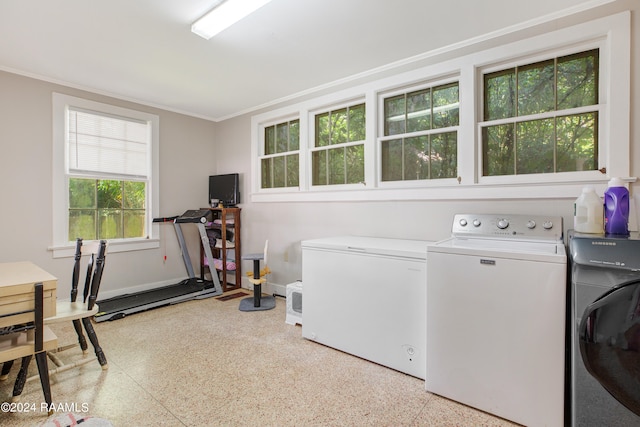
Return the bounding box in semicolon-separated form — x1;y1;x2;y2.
574;186;604;233
604;177;629;235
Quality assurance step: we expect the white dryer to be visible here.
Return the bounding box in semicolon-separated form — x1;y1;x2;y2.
427;214;566;427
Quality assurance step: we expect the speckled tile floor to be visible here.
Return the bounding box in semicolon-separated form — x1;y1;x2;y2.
0;291;519;426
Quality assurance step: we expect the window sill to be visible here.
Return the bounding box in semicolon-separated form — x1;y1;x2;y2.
49;238;160;258
251;179;637;203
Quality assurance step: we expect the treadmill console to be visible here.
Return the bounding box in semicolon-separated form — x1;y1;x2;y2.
175;209;212;224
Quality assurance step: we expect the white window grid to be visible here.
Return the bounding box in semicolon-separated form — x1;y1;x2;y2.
51;93;160;257
249;11;630;203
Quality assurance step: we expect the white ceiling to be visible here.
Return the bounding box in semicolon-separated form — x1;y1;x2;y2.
0;0;599;121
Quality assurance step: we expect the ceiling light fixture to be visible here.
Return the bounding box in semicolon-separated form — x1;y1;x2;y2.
191;0;273;40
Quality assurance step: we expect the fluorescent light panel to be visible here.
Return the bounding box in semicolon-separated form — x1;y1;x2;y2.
192;0;273;39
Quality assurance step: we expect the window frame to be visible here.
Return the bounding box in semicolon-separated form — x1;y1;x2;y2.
377;76;461;188
477;41;606;185
255;114;302;195
260;117;301;190
308;99;367;190
249;11;631;203
51;93;160;258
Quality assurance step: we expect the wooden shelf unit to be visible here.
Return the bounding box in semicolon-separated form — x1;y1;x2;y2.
200;207;241;292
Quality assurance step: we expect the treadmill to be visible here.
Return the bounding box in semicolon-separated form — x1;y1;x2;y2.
94;209;223;322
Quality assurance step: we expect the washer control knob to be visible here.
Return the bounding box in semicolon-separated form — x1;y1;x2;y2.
459;219;468;227
473;219;482;227
543;221;553;230
526;220;536;229
497;219;509;229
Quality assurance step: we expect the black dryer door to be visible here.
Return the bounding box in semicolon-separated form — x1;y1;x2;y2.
580;279;640;416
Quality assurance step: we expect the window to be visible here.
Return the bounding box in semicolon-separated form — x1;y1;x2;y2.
250;11;629;203
481;49;599;177
67;109;149;240
52;93;159;256
381;82;459;181
312;103;365;186
261;119;299;188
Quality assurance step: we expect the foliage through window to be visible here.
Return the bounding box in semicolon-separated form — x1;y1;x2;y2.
66;108;150;241
482;49;599;176
261;119;299;188
312;103;365;186
381;82;459;181
69;179;146;240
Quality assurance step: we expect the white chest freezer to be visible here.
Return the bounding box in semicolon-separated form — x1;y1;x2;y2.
301;236;430;379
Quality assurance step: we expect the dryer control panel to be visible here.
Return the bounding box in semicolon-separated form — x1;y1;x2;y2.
569;230;640;271
451;213;563;242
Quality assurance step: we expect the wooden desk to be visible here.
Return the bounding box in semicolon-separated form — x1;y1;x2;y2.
0;262;57;328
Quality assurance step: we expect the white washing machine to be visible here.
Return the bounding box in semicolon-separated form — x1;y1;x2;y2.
427;214;567;427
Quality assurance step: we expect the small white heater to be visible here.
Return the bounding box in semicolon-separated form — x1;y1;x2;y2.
285;281;303;325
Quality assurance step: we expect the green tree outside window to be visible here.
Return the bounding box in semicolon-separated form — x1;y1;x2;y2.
262;119;300;189
482;49;598;176
69;178;146;240
382;83;458;181
312;104;365;186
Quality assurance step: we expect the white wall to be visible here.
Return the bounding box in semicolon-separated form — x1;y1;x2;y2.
0;71;217;300
215;0;640;295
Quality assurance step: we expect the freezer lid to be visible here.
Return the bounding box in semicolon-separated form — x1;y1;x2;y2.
301;236;431;259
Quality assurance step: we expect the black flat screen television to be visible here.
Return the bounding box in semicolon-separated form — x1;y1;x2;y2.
209;173;240;207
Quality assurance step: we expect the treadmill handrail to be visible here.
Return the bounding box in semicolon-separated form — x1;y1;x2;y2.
153;216;178;222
